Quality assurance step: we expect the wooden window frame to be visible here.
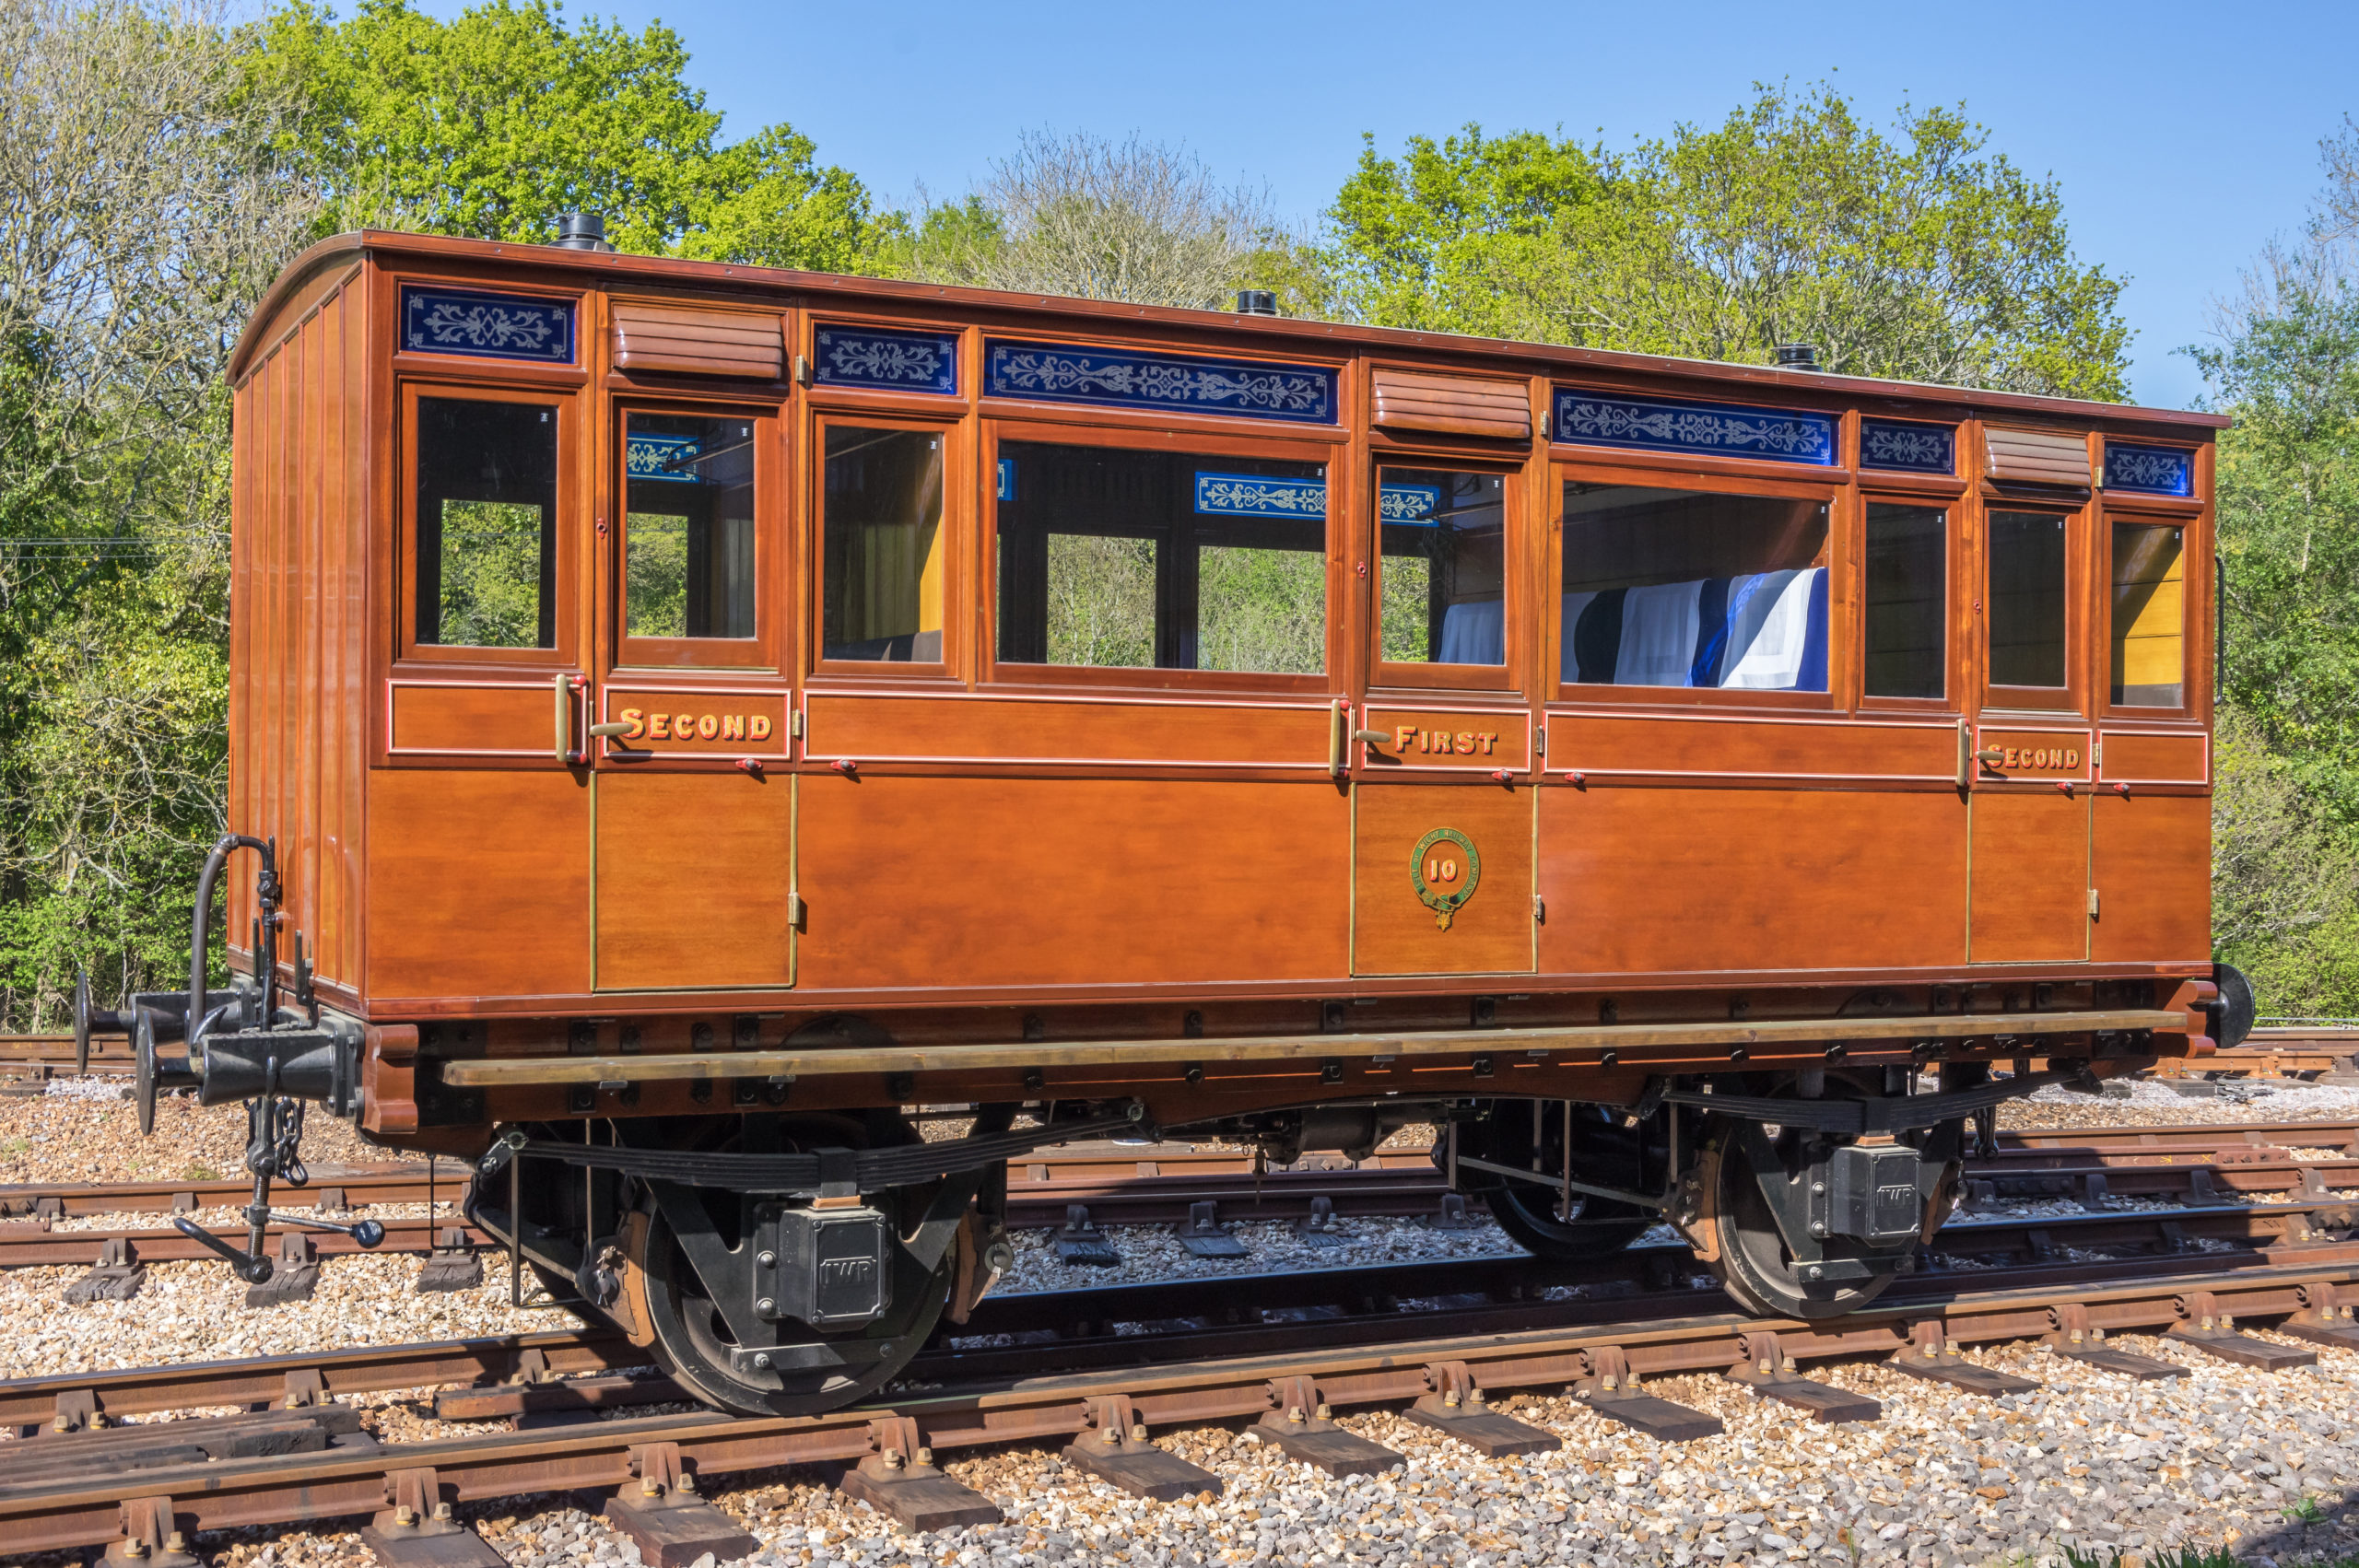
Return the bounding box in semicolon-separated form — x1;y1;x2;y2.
608;397;783;674
980;415;1343;697
2098;508;2199;723
1542;457;1843;713
804;409;968;685
1856;488;1964;717
393;379;579;672
1978;496;2088;717
1367;451;1529;698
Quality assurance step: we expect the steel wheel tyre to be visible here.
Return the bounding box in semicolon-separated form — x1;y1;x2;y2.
1464;1103;1654;1262
1708;1127;1904;1321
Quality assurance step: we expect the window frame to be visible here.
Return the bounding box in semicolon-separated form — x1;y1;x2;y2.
1978;498;2087;716
1856;490;1963;716
1543;457;1843;712
609;397;782;674
805;410;968;685
980;415;1343;696
1367;452;1528;696
2100;509;2197;721
395;379;579;671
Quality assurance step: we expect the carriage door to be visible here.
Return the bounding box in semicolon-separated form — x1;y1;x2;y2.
590;401;796;993
1353;461;1537;977
1968;503;2092;963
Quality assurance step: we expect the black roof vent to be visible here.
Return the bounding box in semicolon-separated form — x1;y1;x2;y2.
552;212;612;252
1775;342;1819;369
1235;288;1279;317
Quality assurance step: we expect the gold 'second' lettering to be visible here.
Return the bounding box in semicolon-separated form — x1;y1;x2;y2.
697;713;720;741
722;714;746;742
607;708;780;747
1989;744;2083;772
619;708;645;740
749;715;773;741
649;713;672;740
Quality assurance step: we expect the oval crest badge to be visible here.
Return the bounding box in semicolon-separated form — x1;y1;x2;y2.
1411;827;1482;930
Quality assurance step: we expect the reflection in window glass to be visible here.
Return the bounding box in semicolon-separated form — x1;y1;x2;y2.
1379;470;1506;666
823;427;945;661
1865;503;1945;699
2111;523;2184;707
996;442;1325;673
624;413;755;640
1558;483;1829;690
1989;510;2067;688
413;397;557;649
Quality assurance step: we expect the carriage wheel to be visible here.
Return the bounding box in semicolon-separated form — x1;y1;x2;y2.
1468;1103;1654;1261
1697;1122;1915;1320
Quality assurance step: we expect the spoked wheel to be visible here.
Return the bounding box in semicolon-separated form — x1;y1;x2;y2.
1699;1120;1908;1321
1462;1103;1654;1262
626;1111;967;1417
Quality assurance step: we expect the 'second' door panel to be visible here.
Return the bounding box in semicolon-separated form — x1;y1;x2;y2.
594;769;794;991
1969;790;2090;963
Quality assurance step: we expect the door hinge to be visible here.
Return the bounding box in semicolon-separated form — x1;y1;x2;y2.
2088;888;2101;919
791;709;804;738
792;353;813;386
786;891;807;930
1533;895;1546;923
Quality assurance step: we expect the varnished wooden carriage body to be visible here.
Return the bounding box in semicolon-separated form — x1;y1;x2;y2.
222;230;2224;1153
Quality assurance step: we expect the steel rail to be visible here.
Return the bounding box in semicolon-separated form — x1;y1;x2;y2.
1;1258;2352;1555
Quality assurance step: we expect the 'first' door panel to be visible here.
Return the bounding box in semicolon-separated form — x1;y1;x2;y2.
1353;783;1534;977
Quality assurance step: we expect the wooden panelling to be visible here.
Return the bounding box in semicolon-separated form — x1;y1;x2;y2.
2099;731;2208;785
611;302;783;380
1985;427;2089;487
1354;784;1534;977
1972;726;2092;782
1370;368;1532;440
1360;708;1532;772
1545;713;1957;781
601;687;791;759
804;693;1331;768
1969;790;2089;963
2092;791;2212;964
595;771;793;990
366;768;592;1000
390;682;557;756
795;778;1349;989
1537;789;1966;975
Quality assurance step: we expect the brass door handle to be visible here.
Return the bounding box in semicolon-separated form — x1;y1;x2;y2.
553;673;576;764
1975;748;2007;766
587;720;635;740
1354;730;1391;745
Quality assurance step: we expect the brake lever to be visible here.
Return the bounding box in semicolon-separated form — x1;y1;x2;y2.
172;1215;275;1283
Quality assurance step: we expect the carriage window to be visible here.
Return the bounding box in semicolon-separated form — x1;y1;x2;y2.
1865;503;1946;699
1558;482;1829;690
624;414;755;641
413;397;557;649
1988;509;2067;688
2111;522;2185;707
995;441;1326;673
822;427;945;662
1379;469;1506;666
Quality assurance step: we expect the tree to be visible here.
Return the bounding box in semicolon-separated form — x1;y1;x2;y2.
250;0;881;270
877;131;1288;311
1325;83;2131;400
0;0;314;1027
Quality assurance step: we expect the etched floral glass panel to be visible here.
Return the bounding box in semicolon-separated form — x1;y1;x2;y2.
413;397;557;649
996;441;1326;673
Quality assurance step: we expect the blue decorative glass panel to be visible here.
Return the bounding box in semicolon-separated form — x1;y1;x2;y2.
1859;418;1955;475
814;325;959;395
1553;389;1836;466
987;339;1336;424
400;286;574;364
626;433;702;484
2104;442;2193;497
996;458;1015;502
1193;473;1326;518
1379;484;1443;523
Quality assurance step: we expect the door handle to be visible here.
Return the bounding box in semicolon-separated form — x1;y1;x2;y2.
552;673;577;764
1354;730;1391;745
1974;748;2007;766
587;720;633;739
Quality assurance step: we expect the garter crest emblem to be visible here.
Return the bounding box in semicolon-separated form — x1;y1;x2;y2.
1411;827;1481;930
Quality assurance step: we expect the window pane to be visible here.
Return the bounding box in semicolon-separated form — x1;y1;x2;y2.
996;442;1326;673
624;413;755;640
414;397;557;648
1865;503;1945;699
2111;522;2184;707
1988;509;2067;688
1559;483;1829;690
823;427;945;662
1380;469;1506;666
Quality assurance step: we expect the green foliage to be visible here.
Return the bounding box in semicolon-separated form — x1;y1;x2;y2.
251;0;881;268
1325;83;2130;399
2060;1548;2242;1568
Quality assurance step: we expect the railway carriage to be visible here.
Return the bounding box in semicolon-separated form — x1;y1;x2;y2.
100;216;2236;1416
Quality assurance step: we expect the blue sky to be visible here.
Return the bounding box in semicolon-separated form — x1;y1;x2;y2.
451;0;2352;409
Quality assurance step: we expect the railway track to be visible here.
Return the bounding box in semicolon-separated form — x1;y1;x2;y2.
4;1248;2355;1558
